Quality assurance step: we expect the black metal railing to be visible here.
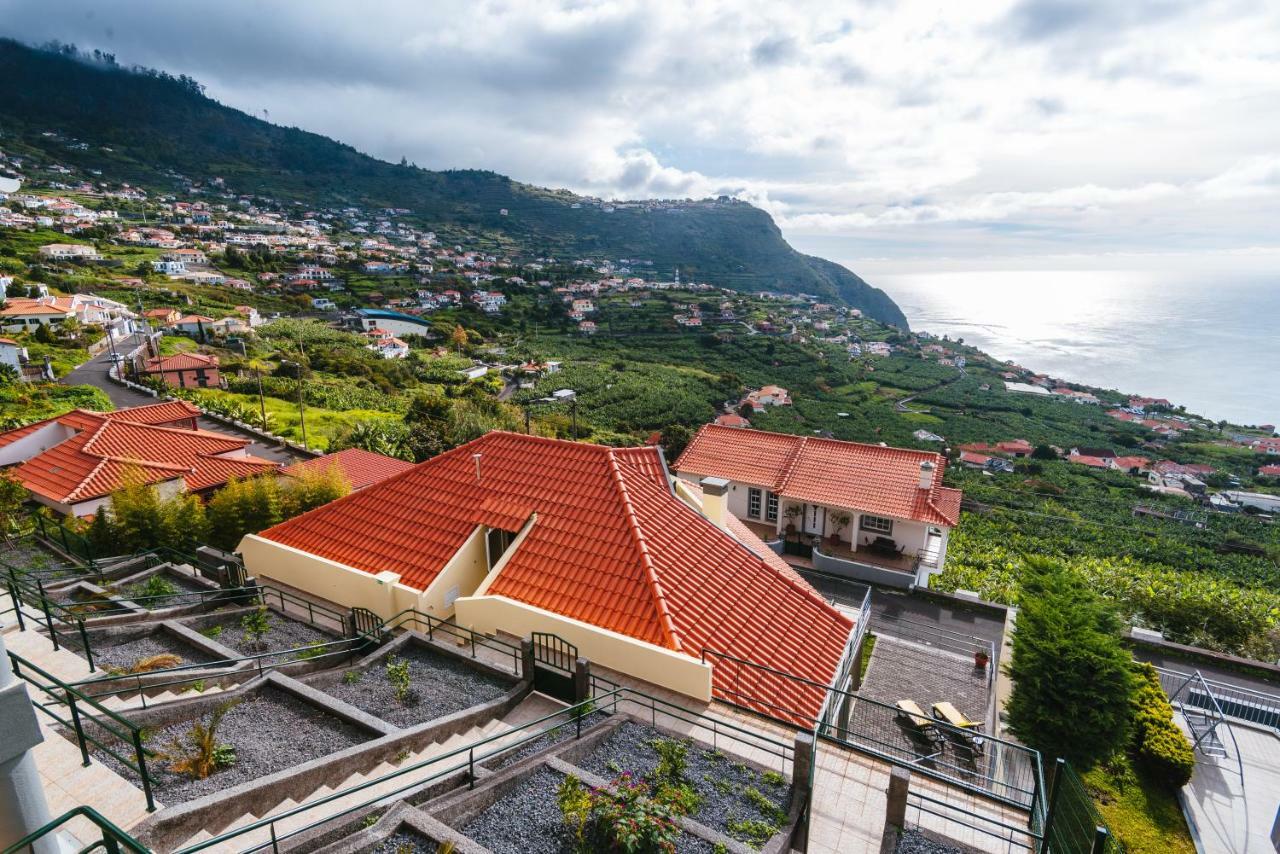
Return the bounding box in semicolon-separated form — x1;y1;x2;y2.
5;568;97;671
7;651;157;812
171;685;794;854
905;788;1041;853
701;647;1044;813
871;613;997;686
380;608;524;677
3;805;149;854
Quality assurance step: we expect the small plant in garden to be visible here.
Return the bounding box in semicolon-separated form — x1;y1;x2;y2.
558;772;683;854
712;845;729;854
163;700;240;780
128;653;183;674
649;737;702;815
707;774;733;795
342;669;362;684
191;680;206;693
201;625;223;639
361;814;379;829
295;641;327;660
394;844;413;854
385;656;413;704
606;759;623;775
762;770;785;787
727;817;777;848
395;747;411;763
240;605;271;651
131;574;177;602
743;786;786;825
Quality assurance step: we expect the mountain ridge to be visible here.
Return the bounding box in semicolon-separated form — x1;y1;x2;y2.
0;38;907;327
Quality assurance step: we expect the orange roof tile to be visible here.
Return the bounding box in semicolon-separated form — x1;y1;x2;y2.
258;432;855;721
1;405;276;505
675;425;962;527
143;352;219;372
283;448;416;491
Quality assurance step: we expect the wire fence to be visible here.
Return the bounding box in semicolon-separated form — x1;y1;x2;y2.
1042;759;1122;854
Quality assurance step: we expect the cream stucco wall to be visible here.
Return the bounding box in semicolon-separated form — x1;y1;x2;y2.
455;594;713;703
417;526;489;618
238;533;401;617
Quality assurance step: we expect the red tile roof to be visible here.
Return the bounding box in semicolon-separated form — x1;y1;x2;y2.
257;431;855;722
0;404;276;505
675;425;962;527
283;448;415;491
143;352;219;372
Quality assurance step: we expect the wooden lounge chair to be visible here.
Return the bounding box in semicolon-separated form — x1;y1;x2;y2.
895;700;943;757
931;701;986;753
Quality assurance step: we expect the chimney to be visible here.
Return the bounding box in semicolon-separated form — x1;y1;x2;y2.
700;476;731;527
919;460;935;490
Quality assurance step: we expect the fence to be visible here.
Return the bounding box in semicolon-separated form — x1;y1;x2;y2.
1041;759;1122;854
7;650;157;812
5;567;98;671
381;607;525;677
1154;666;1280;734
905;788;1043;853
5;806;149;854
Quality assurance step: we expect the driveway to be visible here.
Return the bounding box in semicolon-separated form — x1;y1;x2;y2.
60;338;309;465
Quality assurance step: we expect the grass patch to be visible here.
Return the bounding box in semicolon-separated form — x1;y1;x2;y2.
859;634;876;682
1083;754;1195;854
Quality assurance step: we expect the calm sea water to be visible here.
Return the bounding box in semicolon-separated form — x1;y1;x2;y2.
869;268;1279;428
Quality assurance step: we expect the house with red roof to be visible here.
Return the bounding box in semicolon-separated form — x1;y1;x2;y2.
713;413;750;428
0;401;278;517
141;352;222;389
1259;464;1280;478
282;448;415;491
672;425;962;587
239;432;859;722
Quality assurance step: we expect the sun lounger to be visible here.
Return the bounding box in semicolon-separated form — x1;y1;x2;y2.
896;700;943;755
931;701;986;753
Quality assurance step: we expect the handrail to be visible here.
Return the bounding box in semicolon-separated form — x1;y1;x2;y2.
380;607;524;676
7;650;156;811
2;805;149;854
174;684;794;854
5;568;96;671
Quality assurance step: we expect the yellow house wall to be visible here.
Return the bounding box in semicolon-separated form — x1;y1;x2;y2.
417;527;489;618
238;533;401;618
454;594;713;703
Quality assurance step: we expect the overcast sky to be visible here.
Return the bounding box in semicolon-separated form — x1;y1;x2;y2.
4;0;1279;269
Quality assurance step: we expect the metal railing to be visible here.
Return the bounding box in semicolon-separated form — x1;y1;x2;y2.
905;789;1041;853
68;635;370;709
380;608;524;677
7;651;157;812
701;647;1044;813
1154;666;1280;734
1041;758;1122;854
173;684;794;854
4;568;97;671
3;805;149;854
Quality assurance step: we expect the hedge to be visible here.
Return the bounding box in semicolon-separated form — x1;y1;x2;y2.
1130;663;1195;788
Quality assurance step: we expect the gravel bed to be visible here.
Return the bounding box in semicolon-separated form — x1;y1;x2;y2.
366;829;438;853
196;609;337;655
485;710;609;770
90;631;222;672
102;686;371;804
577;721;792;846
462;766;719;853
119;572;210;607
321;645;511;728
897;828;970;854
63;590;134;615
0;541;82;579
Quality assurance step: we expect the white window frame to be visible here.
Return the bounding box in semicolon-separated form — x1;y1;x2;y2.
765;491;779;523
859;514;894;535
747;487;763;519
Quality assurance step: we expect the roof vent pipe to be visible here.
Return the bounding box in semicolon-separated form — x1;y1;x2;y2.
473;453;483;484
919;460;935;490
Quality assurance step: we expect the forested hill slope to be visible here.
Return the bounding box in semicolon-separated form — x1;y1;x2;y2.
0;39;907;327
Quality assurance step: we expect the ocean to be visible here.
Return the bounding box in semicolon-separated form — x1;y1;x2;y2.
862;267;1278;428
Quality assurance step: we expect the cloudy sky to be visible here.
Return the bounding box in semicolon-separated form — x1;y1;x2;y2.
4;0;1279;270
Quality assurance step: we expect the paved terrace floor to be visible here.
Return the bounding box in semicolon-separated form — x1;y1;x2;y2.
1180;720;1280;854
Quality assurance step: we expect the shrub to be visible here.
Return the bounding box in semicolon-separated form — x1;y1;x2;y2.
130;574;177;602
240;605;271;650
129;653;183;674
1129;663;1195;788
385;656;413;704
557;773;683;854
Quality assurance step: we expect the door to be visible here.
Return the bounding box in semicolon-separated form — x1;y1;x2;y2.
804;504;825;537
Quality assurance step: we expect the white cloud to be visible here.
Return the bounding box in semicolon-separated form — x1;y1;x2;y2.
2;0;1278;263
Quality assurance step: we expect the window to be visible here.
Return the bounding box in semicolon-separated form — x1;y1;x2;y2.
747;487;763;519
860;515;894;535
765;491;779;523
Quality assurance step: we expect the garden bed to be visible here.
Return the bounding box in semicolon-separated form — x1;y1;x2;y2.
575;721;793;849
185;606;337;656
115;569;212;608
105;686;372;804
315;642;512;728
90;628;223;674
460;766;719;854
896;828;972;854
0;539;84;581
368;829;439;854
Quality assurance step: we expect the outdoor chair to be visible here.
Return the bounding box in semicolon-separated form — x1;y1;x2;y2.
895;699;944;757
931;701;986;754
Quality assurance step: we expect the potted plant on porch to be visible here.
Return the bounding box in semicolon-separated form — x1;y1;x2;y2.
827;511;851;547
783;504;802;535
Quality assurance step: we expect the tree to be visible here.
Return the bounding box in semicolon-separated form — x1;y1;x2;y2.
33;322;56;344
1005;557;1135;769
449;323;468;353
282;463;350;517
1031;444;1057;461
206;476;284;551
0;471;28;544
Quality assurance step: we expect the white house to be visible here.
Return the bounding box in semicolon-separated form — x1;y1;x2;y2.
152;259;187;275
674;424;962;588
0;336;26;376
38;243;101;262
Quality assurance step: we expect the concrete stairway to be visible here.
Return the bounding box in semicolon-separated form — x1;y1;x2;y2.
93;679;236;711
166;717;518;852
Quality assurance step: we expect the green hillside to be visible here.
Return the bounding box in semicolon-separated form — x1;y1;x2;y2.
0;39;907;326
